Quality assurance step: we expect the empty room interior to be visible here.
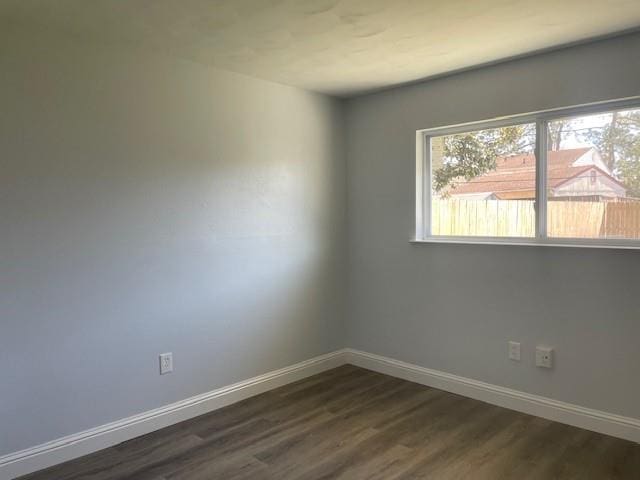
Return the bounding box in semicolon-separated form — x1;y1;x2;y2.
3;1;640;479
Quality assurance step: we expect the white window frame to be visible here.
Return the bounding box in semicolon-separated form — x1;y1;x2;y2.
415;96;640;249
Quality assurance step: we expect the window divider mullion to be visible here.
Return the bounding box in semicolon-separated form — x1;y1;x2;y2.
535;120;548;239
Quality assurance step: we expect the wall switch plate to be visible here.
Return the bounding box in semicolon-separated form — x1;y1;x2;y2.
535;346;553;368
159;352;173;375
508;341;521;361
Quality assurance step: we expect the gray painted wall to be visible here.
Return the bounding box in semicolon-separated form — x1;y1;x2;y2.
4;23;640;460
346;33;640;420
0;29;346;455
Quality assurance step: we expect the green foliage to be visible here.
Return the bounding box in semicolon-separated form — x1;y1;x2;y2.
582;111;640;197
434;124;534;193
617;157;640;197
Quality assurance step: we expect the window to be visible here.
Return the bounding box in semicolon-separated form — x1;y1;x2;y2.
416;99;640;248
546;109;640;241
429;123;536;238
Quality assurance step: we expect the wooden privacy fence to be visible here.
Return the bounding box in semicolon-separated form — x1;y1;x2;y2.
432;198;640;238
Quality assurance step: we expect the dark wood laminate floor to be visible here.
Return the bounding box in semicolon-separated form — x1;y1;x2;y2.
19;365;640;480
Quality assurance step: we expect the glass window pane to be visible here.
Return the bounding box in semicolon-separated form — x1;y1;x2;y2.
546;108;640;240
431;123;536;237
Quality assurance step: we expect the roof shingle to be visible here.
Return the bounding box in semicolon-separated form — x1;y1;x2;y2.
446;148;593;196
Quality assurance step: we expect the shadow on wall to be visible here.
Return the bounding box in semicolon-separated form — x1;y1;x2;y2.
1;151;342;454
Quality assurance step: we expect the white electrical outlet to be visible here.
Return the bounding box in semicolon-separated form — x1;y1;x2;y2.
159;352;173;375
535;346;553;368
508;341;521;361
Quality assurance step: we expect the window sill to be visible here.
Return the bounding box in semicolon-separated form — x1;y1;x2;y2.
411;236;640;250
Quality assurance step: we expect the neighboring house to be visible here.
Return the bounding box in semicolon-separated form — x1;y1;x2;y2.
445;147;627;201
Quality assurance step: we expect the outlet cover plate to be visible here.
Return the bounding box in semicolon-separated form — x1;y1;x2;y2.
535;346;553;368
159;352;173;375
508;341;521;361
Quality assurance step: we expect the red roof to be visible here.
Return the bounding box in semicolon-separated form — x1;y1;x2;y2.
447;148;596;196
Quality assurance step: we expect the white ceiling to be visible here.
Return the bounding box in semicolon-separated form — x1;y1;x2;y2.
2;0;640;97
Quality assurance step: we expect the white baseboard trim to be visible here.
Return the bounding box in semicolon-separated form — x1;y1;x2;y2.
345;348;640;444
5;347;638;479
0;349;349;480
